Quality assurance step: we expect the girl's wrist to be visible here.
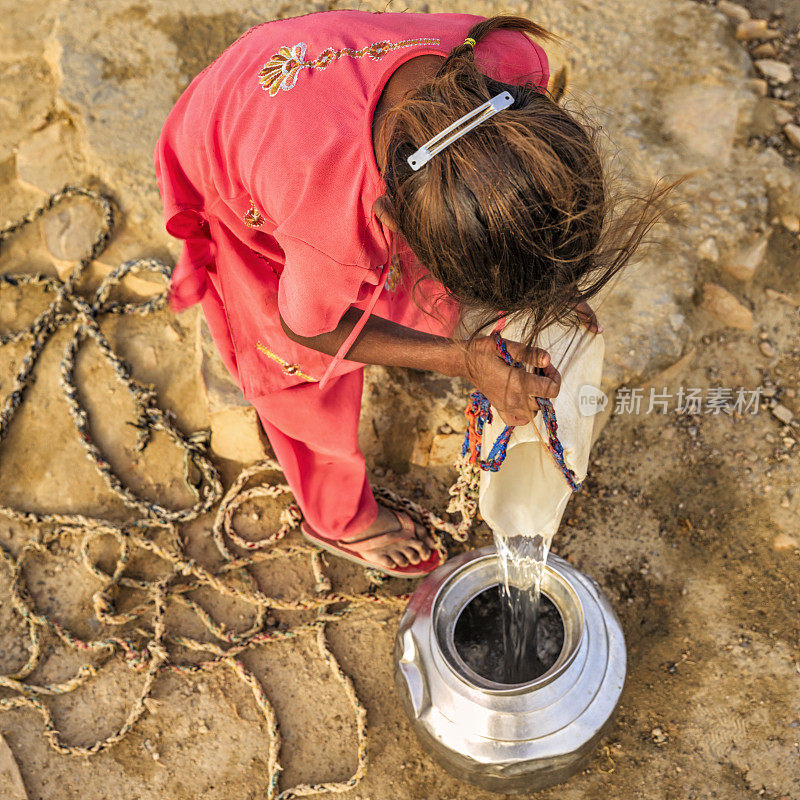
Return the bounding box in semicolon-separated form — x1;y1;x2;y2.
437;339;468;380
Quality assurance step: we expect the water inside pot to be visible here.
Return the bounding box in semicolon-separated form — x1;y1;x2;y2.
453;585;565;684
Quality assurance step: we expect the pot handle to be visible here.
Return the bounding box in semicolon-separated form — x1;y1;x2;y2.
396;629;430;719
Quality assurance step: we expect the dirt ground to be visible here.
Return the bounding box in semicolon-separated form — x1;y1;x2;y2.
1;1;799;799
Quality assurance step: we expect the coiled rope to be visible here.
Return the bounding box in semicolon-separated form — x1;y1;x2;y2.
0;187;480;799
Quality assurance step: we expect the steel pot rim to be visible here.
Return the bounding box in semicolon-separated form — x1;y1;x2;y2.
433;551;585;694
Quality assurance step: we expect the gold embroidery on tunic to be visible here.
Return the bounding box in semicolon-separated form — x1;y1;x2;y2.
258;38;441;97
243;199;265;228
386;255;401;292
255;341;318;382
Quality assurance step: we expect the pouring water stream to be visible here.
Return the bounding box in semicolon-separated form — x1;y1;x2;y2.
493;530;554;683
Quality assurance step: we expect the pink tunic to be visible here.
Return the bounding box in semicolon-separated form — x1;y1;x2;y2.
154;10;549;401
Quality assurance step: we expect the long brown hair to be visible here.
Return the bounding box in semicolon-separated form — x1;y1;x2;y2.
380;15;679;356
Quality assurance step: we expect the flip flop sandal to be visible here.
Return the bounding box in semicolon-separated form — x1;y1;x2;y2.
300;509;442;579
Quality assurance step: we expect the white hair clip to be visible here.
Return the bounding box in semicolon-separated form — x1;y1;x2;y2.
406;91;514;171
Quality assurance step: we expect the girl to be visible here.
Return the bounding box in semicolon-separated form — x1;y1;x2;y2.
155;11;665;578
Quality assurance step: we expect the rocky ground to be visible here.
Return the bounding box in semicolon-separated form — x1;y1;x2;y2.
0;1;798;799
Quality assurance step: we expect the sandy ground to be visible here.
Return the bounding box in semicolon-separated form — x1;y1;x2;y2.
1;1;799;799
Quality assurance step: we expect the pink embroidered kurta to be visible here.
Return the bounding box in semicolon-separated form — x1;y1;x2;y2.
155;11;548;539
154;10;549;400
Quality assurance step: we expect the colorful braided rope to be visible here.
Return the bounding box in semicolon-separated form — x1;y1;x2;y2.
461;333;582;491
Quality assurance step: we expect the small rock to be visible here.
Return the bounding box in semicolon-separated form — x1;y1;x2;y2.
718;0;750;22
748;78;769;96
755;60;793;84
773;532;798;551
771;404;795;425
700;283;753;330
781;214;800;233
750;97;785;136
759;341;776;358
409;435;433;468
650;726;668;744
751;42;778;59
721;235;769;281
764;288;799;306
143;738;160;761
697;237;719;262
735;19;779;40
40;200;105;277
784;123;800;151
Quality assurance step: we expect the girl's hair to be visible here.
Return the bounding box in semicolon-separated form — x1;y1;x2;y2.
379;15;679;355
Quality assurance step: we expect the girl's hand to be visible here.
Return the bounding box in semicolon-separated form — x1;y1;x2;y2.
575;301;603;333
461;336;561;427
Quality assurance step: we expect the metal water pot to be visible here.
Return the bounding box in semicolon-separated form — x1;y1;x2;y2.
394;546;626;793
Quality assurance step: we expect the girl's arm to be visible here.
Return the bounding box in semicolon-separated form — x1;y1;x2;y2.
281;309;561;427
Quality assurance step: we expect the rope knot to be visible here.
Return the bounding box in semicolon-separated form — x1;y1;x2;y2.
146;641;169;664
179;559;196;577
92;590;114;616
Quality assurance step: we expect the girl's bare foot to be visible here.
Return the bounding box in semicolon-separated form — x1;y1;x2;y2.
339;505;436;570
